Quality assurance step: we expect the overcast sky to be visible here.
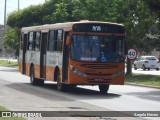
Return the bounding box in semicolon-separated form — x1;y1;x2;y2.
0;0;45;25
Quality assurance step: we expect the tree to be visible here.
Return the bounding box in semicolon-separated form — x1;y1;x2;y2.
7;4;44;28
3;27;20;56
144;0;160;14
143;0;160;53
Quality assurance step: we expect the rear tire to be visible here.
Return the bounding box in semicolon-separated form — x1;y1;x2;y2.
57;72;66;92
99;85;109;94
30;66;44;86
156;68;159;71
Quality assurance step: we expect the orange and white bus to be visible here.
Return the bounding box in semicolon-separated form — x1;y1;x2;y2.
19;20;126;93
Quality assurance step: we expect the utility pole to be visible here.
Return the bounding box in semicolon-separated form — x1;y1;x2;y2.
4;0;7;31
18;0;20;10
3;0;7;57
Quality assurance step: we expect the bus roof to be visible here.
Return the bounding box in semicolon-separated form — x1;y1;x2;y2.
21;20;124;32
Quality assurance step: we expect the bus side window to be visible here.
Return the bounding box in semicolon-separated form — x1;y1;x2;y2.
35;31;40;51
33;32;37;50
54;30;63;51
48;30;54;51
28;32;33;50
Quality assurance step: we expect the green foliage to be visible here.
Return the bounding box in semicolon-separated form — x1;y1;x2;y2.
144;0;160;14
0;106;8;111
126;74;160;86
7;4;44;28
50;2;69;23
3;27;20;53
0;106;25;120
0;60;18;67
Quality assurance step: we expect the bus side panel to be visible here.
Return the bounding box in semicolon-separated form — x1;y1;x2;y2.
45;67;62;81
25;63;30;76
25;51;40;77
46;66;54;81
18;50;23;73
45;52;63;81
19;63;22;73
34;64;40;79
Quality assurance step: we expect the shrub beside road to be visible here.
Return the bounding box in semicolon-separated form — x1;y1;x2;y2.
126;74;160;87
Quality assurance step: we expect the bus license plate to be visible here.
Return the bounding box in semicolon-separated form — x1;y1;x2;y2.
95;78;104;81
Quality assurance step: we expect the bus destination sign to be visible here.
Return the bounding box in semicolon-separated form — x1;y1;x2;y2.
73;23;125;33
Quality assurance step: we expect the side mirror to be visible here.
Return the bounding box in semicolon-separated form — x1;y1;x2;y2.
66;36;71;46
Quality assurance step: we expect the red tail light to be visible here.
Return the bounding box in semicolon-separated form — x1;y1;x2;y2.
145;61;148;63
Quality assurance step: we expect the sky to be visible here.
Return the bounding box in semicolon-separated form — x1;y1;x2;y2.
0;0;46;25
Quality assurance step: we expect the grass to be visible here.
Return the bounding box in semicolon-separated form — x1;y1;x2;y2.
125;74;160;87
0;106;25;120
0;60;18;67
0;106;8;111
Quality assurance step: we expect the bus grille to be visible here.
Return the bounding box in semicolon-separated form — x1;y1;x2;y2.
81;64;118;69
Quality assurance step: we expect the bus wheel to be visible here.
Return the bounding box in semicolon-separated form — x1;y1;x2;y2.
57;73;65;92
99;85;109;94
30;66;44;86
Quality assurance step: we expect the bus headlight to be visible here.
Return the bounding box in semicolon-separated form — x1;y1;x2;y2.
112;70;124;78
70;66;88;77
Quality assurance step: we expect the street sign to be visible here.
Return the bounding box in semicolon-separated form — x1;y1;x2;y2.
127;48;137;60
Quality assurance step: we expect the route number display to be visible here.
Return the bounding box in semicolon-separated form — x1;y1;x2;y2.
127;48;137;60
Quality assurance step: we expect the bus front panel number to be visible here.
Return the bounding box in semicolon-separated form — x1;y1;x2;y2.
92;26;101;31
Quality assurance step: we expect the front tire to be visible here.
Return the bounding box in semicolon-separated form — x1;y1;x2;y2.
99;85;109;94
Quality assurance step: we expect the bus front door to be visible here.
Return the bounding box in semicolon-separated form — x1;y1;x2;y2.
40;33;47;78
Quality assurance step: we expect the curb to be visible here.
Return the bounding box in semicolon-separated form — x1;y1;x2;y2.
125;82;160;89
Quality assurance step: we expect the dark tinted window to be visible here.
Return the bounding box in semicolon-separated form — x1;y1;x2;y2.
48;30;54;51
48;30;63;51
56;30;63;51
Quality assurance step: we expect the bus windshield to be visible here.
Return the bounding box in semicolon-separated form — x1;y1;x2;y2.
71;35;125;63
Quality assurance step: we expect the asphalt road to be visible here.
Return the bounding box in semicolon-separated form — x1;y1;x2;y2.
0;66;160;120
